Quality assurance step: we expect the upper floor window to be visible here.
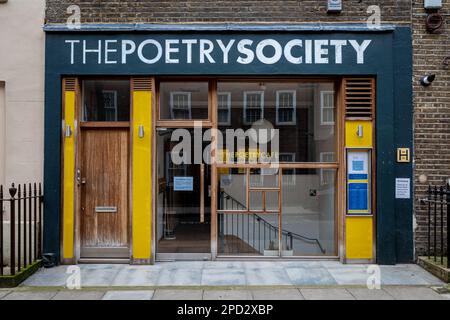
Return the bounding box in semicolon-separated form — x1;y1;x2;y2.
159;82;209;120
217;92;231;125
320;91;335;125
276;90;296;125
170;92;191;120
244;91;264;124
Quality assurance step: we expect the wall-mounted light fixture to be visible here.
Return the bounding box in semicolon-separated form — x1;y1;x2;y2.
420;74;436;87
65;125;72;137
138;125;145;138
424;0;443;10
327;0;342;13
357;125;364;138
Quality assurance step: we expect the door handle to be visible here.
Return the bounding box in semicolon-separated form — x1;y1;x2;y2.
200;164;205;223
76;169;81;186
76;169;87;186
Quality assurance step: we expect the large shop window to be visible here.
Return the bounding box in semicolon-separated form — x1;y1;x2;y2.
82;80;130;122
217;80;337;257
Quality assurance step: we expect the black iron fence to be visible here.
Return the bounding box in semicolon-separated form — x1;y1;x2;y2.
422;184;449;268
0;183;43;276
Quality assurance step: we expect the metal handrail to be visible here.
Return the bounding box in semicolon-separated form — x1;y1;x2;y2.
220;191;326;254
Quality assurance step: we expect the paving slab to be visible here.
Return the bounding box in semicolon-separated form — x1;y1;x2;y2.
327;267;369;285
251;289;304;300
79;264;123;287
157;268;202;286
347;288;394;300
280;261;324;268
201;268;246;286
0;291;11;299
300;288;355;300
379;267;430;286
52;290;105;300
112;266;160;286
203;290;253;300
383;287;445;300
152;289;203;300
159;261;205;270
204;261;244;269
402;264;445;285
102;290;154;300
22;266;69;286
245;268;292;286
285;268;337;285
2;291;58;300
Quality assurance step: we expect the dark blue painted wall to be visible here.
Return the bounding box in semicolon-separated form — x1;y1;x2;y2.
43;26;413;264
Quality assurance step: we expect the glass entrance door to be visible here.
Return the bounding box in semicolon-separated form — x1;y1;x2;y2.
156;129;211;260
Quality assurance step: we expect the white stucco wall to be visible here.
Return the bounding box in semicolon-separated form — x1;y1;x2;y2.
0;0;45;187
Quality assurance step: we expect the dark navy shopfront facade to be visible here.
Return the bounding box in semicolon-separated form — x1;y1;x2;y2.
43;24;413;265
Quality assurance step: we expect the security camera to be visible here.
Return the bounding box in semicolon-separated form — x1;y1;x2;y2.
420;74;436;86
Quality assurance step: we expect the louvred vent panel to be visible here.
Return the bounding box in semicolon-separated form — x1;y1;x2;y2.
344;78;375;119
64;78;76;91
133;78;153;91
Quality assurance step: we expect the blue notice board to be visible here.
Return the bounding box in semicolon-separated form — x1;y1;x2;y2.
173;177;194;191
348;183;369;211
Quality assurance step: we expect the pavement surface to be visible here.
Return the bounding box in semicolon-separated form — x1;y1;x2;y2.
0;261;447;300
21;261;445;287
0;287;449;300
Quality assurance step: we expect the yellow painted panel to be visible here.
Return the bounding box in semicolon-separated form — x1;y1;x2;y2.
63;91;75;259
345;121;373;148
132;91;152;260
346;216;373;260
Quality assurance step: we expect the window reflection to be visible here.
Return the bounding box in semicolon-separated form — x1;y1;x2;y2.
160;82;209;120
82;80;130;122
217;82;336;163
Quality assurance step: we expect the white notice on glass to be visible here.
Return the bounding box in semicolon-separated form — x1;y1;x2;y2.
395;178;410;199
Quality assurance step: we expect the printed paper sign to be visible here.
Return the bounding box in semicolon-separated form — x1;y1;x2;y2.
348;152;369;174
395;178;410;199
173;176;194;191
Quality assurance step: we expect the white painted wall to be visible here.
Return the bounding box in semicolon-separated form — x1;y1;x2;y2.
0;0;45;187
0;83;5;186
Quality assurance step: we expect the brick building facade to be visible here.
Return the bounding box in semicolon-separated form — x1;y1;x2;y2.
412;0;449;256
45;1;411;24
41;0;448;263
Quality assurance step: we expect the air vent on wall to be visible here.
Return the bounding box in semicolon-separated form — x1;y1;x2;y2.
132;78;154;91
343;78;375;119
64;78;76;91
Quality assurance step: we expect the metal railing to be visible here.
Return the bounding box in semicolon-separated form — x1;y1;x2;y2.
219;191;325;255
420;184;449;268
0;183;43;276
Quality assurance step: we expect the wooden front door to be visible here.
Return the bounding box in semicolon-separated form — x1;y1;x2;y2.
79;127;130;258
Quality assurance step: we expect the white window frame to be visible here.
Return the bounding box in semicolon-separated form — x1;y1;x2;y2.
320;91;335;125
276;90;296;125
320;152;335;185
170;91;192;120
279;153;296;186
243;91;264;125
102;90;118;121
217;92;231;125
